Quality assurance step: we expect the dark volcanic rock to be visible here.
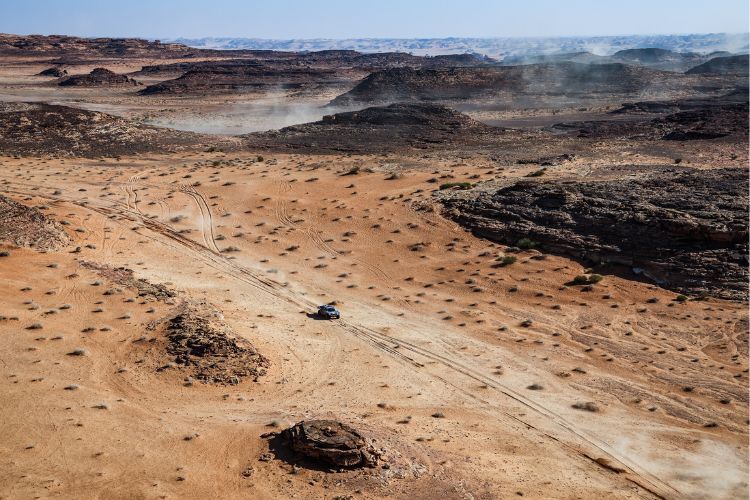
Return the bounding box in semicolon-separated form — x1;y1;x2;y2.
58;67;140;87
0;101;207;157
686;55;749;75
553;96;748;141
610;48;708;72
165;304;268;385
37;66;67;77
329;63;689;107
0;34;196;59
137;51;492;96
280;420;378;468
139;65;343;95
0;194;70;251
244;103;504;153
441;168;748;300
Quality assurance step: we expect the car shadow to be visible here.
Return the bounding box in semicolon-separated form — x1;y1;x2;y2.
305;312;328;320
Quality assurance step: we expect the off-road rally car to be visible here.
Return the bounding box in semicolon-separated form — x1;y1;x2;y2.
317;304;340;319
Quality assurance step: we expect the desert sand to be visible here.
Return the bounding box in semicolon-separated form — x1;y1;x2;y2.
0;37;747;499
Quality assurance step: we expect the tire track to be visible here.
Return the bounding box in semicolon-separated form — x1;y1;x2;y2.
179;185;221;254
2;184;678;499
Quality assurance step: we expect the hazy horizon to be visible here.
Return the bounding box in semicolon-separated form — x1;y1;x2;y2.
1;0;748;40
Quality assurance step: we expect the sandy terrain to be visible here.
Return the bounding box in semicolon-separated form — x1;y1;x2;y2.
0;46;747;500
0;149;747;499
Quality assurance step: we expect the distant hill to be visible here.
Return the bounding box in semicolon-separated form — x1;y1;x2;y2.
503;48;735;72
167;33;749;60
329;63;685;107
686;54;749;75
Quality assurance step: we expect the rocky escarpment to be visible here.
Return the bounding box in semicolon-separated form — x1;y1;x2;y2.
686;54;749;75
58;67;140;87
0;194;70;251
243;103;504;153
329;63;691;107
440;168;748;300
0;101;210;157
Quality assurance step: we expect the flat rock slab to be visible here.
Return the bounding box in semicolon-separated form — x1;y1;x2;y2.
282;420;378;468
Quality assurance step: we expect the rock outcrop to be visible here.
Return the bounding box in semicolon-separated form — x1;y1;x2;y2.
243;103;504;153
0;194;70;251
58;67;140;87
440;167;748;300
0;101;208;157
329;63;691;107
37;66;67;77
280;420;379;468
686;54;749;75
552;95;748;141
164;304;268;385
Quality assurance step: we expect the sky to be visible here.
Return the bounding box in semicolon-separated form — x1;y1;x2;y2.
0;0;748;39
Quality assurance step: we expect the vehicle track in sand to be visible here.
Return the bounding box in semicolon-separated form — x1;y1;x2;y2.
2;182;682;498
178;184;221;254
274;179;392;284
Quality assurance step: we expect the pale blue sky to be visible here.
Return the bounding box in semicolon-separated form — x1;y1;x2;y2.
0;0;747;39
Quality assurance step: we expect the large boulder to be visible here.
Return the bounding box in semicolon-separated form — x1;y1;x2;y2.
281;420;378;468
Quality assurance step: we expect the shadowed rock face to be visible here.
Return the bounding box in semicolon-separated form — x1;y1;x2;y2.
441;168;749;300
281;420;378;468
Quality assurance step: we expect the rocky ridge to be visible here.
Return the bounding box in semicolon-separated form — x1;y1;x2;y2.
440;167;748;300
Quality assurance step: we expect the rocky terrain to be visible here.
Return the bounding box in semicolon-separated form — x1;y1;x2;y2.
0;33;198;59
170;33;749;59
504;48;733;72
58;67;141;87
552;93;748;141
139;65;347;95
686;54;750;74
440;167;748;299
163;303;269;385
0;32;747;500
36;66;67;77
244;103;504;152
137;52;492;96
277;420;379;468
0;194;70;250
328;62;726;107
0;102;217;156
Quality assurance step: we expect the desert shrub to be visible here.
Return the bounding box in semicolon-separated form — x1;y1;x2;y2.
572;275;589;284
499;255;517;266
517;238;536;250
588;274;603;283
